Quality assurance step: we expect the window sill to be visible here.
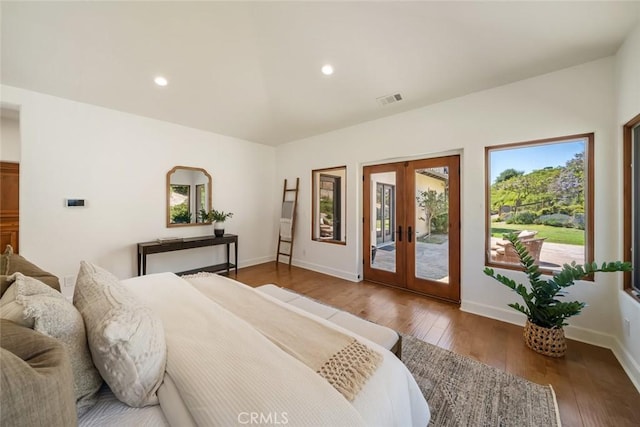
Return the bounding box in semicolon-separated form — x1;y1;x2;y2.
624;288;640;304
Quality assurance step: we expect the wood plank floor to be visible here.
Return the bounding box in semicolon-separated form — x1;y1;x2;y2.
234;262;640;427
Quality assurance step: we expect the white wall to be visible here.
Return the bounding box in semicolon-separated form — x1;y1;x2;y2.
1;115;21;162
615;22;640;390
1;85;277;281
276;57;621;345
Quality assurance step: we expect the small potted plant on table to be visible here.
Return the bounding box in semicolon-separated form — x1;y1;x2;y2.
200;209;234;237
484;233;631;357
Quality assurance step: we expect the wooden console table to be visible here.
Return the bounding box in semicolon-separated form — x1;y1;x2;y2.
137;234;238;276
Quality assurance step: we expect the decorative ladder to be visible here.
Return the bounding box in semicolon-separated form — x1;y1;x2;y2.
276;178;299;267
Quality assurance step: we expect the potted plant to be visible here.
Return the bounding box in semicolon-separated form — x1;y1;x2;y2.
200;209;233;237
484;233;631;357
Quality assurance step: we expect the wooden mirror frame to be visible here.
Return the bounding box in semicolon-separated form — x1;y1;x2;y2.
166;166;212;228
312;165;347;244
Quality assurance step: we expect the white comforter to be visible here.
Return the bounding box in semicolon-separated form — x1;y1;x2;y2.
123;272;429;427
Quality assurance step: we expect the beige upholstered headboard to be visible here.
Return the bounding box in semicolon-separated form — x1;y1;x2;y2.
1;245;60;296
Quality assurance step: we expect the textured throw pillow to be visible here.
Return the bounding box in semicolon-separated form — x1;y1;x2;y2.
1;319;77;426
0;273;103;414
73;261;166;407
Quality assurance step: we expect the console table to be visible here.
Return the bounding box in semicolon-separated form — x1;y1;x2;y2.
137;234;238;276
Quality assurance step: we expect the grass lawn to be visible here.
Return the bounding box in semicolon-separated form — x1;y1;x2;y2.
490;222;584;245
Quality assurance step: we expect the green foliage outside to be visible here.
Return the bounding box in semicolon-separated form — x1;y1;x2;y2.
171;203;191;223
484;233;631;329
490;223;584;246
491;153;585;228
319;196;334;221
416;189;448;235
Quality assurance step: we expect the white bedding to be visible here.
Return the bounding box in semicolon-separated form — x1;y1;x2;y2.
122;272;429;427
78;384;169;427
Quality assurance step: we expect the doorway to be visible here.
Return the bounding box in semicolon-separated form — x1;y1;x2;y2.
363;155;460;302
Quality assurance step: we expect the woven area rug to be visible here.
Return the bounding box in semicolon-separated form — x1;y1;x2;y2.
402;335;561;426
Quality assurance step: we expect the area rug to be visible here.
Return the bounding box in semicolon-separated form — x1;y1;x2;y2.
377;244;395;252
402;334;561;426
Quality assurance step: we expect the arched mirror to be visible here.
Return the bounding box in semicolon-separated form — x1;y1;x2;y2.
166;166;212;227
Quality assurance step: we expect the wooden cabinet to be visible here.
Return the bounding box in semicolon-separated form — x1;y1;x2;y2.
0;162;19;253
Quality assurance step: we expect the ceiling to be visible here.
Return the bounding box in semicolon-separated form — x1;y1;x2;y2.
2;1;639;146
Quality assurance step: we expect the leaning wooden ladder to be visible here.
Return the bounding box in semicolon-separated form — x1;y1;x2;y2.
276;178;299;267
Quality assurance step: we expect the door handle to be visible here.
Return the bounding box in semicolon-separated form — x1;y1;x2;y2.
408;226;413;243
397;225;402;242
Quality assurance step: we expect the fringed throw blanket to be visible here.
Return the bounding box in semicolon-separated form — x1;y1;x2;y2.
184;273;382;401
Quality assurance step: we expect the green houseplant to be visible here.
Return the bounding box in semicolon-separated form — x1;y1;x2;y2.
484;232;631;357
200;209;233;237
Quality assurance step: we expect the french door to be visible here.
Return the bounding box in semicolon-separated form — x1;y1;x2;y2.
363;156;460;302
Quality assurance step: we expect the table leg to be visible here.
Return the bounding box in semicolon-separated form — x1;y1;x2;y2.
234;239;238;275
226;243;230;275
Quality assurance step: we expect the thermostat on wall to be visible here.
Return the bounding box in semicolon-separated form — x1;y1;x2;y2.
65;198;86;207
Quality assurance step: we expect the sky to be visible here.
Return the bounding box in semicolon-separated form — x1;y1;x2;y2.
489;139;585;183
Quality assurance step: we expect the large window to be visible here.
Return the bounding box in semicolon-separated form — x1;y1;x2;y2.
624;114;640;294
485;134;594;273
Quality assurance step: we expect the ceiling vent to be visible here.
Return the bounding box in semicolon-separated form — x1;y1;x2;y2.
376;93;403;107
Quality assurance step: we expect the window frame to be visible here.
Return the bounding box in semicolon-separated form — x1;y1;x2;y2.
484;133;594;276
623;114;640;296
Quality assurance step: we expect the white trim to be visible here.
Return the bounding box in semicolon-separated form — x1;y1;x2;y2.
284;258;360;282
460;300;527;327
611;338;640;393
240;255;275;268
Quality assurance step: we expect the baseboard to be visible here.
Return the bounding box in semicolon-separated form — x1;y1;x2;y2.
241;255;275;268
460;300;527;327
460;300;616;349
611;338;640;393
462;299;640;392
286;259;360;282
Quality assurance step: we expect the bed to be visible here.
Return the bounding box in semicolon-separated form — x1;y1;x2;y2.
0;247;430;426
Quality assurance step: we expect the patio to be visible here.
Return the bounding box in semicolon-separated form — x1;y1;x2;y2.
371;236;585;281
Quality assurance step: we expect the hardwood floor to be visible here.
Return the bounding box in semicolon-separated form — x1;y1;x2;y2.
234;262;640;427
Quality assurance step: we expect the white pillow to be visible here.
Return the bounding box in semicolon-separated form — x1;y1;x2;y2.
73;261;166;407
0;273;102;414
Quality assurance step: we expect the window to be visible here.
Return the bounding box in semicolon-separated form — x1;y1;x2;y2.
485;134;594;273
624;114;640;294
312;166;346;244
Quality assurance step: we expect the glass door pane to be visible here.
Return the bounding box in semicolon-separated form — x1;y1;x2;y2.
414;167;449;283
371;172;396;273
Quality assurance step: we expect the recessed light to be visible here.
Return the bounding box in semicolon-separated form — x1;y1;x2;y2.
154;76;168;87
321;64;334;76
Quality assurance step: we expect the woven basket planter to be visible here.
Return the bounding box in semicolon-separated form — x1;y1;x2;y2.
523;320;567;357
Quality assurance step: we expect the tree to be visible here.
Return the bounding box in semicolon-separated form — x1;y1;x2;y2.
495;168;524;184
416;189;448;236
549;152;584;206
